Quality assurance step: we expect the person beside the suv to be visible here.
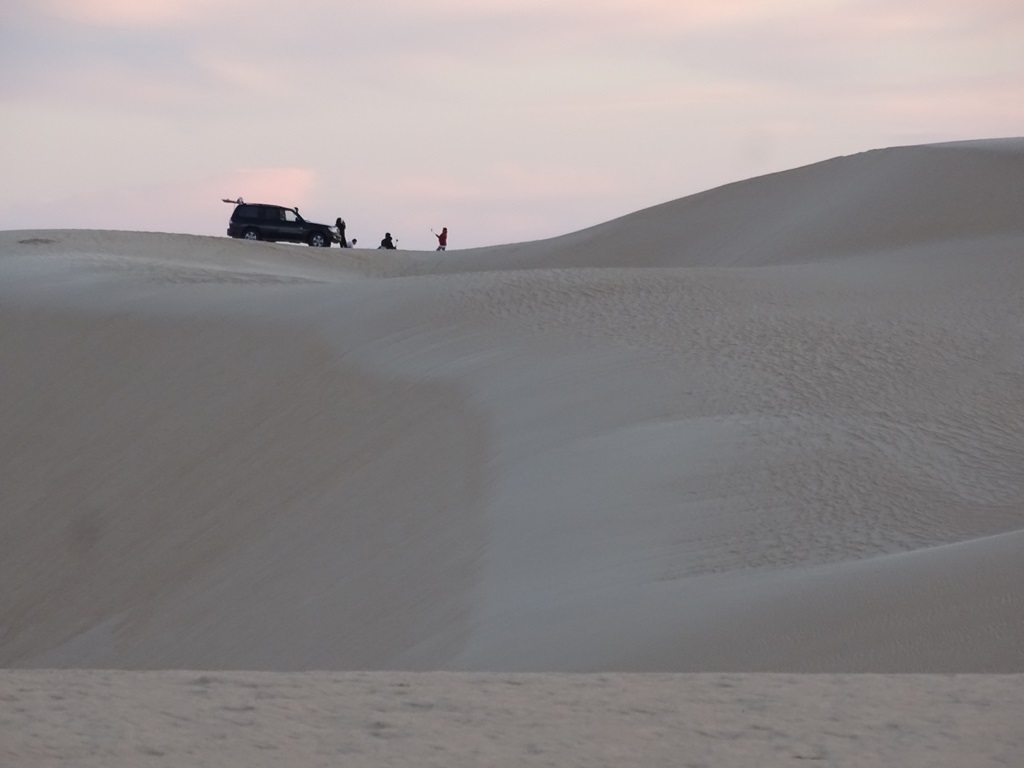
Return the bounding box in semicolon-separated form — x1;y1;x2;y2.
379;233;396;250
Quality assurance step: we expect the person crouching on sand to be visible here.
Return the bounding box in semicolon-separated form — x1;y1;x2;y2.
379;232;396;250
434;227;448;251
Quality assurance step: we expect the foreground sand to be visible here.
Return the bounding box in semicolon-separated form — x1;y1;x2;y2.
2;138;1023;762
3;671;1022;767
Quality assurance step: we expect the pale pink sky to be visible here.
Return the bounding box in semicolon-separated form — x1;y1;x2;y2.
2;0;1021;248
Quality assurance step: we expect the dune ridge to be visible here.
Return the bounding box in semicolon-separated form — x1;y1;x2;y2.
421;138;1024;272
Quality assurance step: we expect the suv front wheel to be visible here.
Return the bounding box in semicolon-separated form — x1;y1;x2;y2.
308;232;329;248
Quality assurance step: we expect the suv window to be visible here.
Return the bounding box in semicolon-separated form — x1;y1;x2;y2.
234;204;258;220
283;209;299;222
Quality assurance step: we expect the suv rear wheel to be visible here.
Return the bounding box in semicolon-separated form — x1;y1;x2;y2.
243;228;260;241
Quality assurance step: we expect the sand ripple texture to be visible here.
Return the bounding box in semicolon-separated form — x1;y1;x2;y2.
2;671;1022;768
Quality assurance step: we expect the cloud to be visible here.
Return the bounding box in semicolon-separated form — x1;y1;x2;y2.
193;53;292;95
13;0;1021;108
218;168;319;210
863;78;1024;127
0;168;319;236
35;0;244;27
359;165;617;205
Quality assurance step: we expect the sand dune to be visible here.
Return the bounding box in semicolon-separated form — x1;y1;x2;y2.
2;138;1023;763
2;138;1023;674
424;137;1024;272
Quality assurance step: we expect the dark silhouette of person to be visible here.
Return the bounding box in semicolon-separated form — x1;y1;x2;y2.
335;218;348;247
379;232;396;250
434;227;448;251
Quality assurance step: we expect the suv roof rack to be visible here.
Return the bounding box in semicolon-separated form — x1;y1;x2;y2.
221;197;245;204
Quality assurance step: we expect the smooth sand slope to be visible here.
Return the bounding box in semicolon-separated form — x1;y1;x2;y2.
2;139;1023;674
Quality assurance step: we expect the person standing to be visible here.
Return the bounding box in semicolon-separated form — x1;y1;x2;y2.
335;218;348;247
434;226;448;251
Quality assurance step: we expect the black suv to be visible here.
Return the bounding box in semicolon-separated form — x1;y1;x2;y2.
226;201;335;247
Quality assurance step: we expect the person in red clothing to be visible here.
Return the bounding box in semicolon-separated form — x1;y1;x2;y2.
434;226;448;251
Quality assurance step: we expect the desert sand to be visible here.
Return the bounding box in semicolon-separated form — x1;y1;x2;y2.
2;138;1023;764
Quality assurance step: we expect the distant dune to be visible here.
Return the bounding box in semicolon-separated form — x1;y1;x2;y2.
2;139;1023;764
425;137;1024;271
